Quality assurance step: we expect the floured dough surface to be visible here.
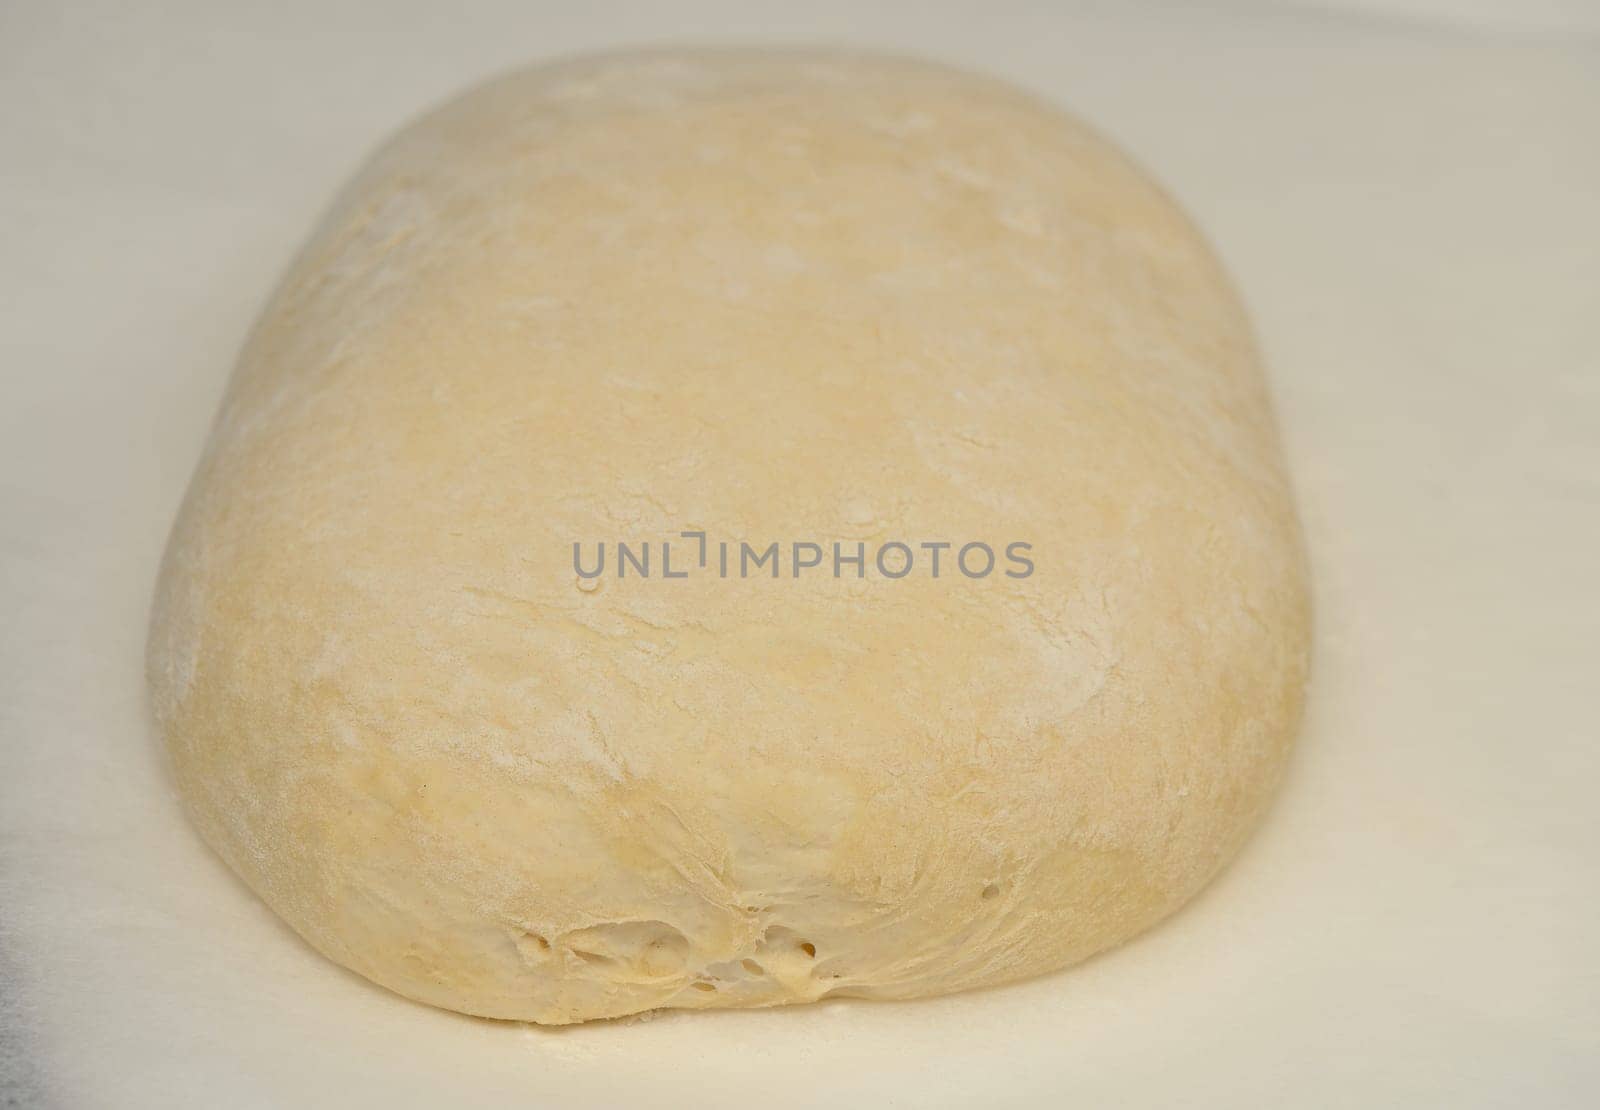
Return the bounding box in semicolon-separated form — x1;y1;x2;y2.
147;49;1310;1024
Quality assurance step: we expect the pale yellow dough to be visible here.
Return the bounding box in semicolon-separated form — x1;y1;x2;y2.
148;49;1310;1024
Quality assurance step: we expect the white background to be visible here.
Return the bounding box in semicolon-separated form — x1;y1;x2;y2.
2;1;1597;1106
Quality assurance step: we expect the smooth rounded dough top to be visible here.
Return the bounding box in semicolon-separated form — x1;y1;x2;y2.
148;49;1310;1024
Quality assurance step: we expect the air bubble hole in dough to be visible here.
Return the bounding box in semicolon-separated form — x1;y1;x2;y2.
148;48;1311;1024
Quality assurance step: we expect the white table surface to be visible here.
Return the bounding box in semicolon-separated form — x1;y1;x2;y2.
3;2;1597;1106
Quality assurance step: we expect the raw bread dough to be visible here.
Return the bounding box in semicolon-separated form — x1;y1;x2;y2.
147;49;1310;1024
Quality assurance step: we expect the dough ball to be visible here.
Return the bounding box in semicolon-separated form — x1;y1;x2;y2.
147;49;1310;1024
